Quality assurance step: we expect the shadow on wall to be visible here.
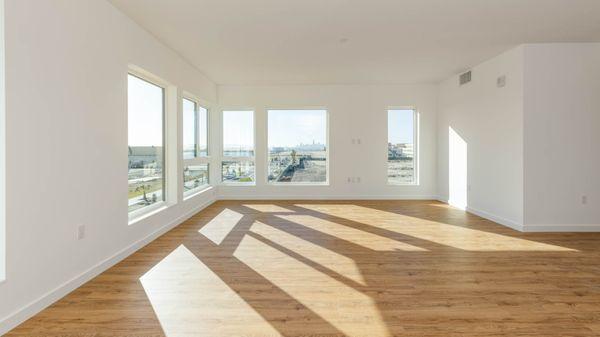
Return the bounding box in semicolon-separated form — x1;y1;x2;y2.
449;126;468;209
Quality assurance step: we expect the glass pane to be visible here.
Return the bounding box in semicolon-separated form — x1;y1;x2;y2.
128;74;165;213
221;161;255;183
223;110;254;157
387;109;415;184
184;164;209;195
268;110;327;183
198;106;208;156
183;98;197;160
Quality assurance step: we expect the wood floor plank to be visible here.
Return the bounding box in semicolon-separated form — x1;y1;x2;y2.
6;200;600;336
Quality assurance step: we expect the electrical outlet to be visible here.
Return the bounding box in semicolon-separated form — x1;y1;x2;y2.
356;177;361;183
77;224;85;240
582;195;588;205
497;75;506;88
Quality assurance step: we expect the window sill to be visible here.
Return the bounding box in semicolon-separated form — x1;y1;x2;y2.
387;182;419;186
183;185;213;201
268;182;329;186
128;201;170;226
220;182;256;186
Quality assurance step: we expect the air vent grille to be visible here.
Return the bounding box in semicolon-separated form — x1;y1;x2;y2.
459;71;472;85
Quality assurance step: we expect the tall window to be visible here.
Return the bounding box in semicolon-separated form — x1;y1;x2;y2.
268;110;328;184
387;109;417;184
128;74;165;213
183;97;209;196
222;110;254;183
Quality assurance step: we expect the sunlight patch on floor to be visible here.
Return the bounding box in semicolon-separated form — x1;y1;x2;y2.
242;204;295;213
199;208;243;245
140;245;281;337
296;204;575;252
275;214;426;251
250;221;367;285
234;235;390;337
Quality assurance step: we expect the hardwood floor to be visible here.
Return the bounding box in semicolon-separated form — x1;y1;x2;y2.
7;200;600;336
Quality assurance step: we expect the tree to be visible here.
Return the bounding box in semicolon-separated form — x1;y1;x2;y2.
291;150;297;165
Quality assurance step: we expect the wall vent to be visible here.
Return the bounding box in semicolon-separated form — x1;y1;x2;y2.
459;71;472;85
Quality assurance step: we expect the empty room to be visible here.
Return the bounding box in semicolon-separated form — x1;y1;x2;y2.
1;0;600;336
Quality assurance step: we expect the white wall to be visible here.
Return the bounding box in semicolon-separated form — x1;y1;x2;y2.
1;4;598;334
217;84;438;200
523;43;600;230
0;0;5;283
0;0;218;333
437;46;525;229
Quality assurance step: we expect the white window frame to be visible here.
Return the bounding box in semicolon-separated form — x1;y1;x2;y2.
182;93;211;199
266;108;330;186
387;107;419;186
127;66;176;223
220;109;256;185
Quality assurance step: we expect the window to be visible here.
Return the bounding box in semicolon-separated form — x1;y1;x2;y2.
128;74;165;213
182;97;210;196
183;98;208;159
387;109;417;184
184;164;209;192
222;110;254;183
267;109;328;184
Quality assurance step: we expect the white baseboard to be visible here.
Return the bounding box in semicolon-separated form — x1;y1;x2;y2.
522;224;600;232
0;198;216;335
217;194;439;201
465;206;523;232
436;196;524;232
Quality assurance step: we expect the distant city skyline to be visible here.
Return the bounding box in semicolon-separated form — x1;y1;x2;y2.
129;90;413;149
268;110;327;148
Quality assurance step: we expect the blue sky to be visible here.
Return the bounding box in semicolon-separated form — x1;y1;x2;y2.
128;74;163;146
223;110;254;148
268;110;327;147
129;79;413;148
388;109;414;144
183;98;208;154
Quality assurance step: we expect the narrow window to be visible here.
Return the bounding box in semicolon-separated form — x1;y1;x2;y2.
222;110;254;183
267;110;328;184
128;74;165;213
183;98;198;159
387;109;417;184
182;97;210;197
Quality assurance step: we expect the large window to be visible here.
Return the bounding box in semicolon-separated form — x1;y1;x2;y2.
183;97;209;196
387;109;417;184
128;74;165;213
268;110;328;184
222;110;254;183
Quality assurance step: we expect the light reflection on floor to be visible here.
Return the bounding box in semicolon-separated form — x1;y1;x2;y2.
242;204;295;213
233;234;390;337
296;204;575;252
140;245;281;337
275;214;427;251
199;208;243;245
249;221;367;285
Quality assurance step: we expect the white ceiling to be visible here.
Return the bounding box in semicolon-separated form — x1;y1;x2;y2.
108;0;600;85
